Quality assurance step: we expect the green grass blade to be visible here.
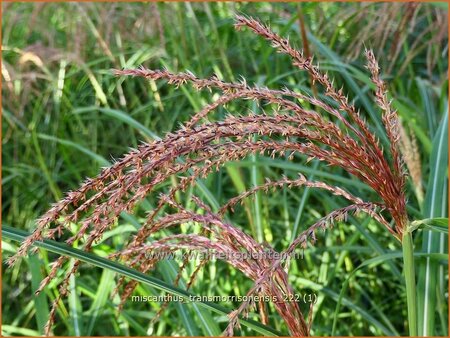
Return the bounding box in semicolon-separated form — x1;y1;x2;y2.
31;132;62;201
416;78;437;137
417;110;448;336
28;254;50;335
36;134;109;167
73;107;161;141
431;2;448;9
297;277;394;335
321;195;402;278
158;260;200;336
158;254;222;336
1;326;40;337
332;251;446;335
86;269;115;335
291;161;320;240
225;164;257;238
250;152;265;243
239;157;370;190
68;265;84;336
403;230;417;336
410;217;449;234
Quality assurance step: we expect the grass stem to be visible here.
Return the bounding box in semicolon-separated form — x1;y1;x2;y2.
402;227;417;336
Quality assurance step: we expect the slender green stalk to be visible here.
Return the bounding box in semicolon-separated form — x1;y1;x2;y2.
402;227;417;336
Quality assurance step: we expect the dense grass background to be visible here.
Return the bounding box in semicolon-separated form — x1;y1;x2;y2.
2;2;448;336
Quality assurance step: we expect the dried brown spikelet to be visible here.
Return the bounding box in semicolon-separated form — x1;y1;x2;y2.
398;121;423;204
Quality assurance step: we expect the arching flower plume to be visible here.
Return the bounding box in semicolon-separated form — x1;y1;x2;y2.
9;14;407;337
